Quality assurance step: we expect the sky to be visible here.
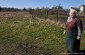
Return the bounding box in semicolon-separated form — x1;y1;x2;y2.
0;0;85;9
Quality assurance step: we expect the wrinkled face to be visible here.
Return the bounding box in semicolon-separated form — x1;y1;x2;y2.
69;11;75;17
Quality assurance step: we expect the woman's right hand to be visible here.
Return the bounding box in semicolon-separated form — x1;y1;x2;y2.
63;30;66;34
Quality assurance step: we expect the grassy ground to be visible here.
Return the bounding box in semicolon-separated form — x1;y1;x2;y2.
0;15;85;55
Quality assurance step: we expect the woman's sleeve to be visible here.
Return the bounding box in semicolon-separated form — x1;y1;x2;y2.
77;18;83;37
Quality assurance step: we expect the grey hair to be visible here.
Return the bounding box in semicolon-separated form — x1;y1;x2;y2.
70;8;79;16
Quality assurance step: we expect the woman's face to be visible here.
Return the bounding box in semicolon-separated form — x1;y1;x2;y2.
69;11;75;17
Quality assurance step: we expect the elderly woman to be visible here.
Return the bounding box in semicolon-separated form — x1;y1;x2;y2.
64;8;83;54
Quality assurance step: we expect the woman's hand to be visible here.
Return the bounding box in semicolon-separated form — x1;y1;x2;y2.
63;30;66;34
77;36;81;40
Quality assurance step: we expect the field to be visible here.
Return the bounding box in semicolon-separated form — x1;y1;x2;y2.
0;12;85;55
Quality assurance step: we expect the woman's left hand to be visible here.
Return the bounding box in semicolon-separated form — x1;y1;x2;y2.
77;36;81;40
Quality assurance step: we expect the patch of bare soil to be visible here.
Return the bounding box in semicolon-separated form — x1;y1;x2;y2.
0;42;53;55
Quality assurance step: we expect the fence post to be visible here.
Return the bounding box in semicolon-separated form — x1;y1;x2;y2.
57;9;58;22
47;9;48;19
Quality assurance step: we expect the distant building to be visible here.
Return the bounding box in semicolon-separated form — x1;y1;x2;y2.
80;5;85;13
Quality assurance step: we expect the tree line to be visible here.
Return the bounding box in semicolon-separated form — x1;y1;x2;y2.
0;5;69;12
